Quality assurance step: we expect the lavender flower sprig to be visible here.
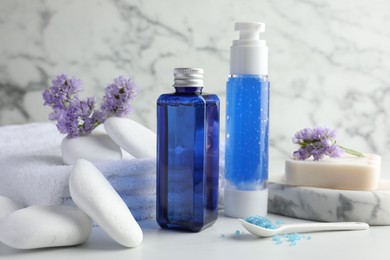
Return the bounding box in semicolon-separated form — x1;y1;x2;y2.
43;74;137;138
42;74;82;110
101;75;137;118
292;127;364;161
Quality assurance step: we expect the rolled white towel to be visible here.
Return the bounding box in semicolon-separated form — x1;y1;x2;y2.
0;123;157;220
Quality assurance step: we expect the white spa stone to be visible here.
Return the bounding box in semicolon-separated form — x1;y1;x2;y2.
0;205;92;249
0;196;24;221
104;117;156;158
69;159;143;248
61;131;123;165
285;154;381;191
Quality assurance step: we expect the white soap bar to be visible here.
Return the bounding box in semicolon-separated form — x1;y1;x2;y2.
61;131;122;165
0;196;24;221
285;154;381;191
69;159;143;248
0;205;92;249
104;117;156;158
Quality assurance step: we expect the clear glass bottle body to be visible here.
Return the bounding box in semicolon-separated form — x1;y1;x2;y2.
225;74;269;191
157;87;219;232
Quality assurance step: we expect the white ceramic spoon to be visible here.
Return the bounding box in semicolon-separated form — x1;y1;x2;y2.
239;219;369;237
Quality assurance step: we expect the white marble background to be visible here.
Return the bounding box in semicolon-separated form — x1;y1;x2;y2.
0;0;389;161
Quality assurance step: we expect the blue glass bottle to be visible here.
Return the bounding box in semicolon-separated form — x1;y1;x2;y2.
224;22;270;218
156;68;219;232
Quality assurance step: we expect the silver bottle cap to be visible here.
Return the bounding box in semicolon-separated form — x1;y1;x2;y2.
173;68;204;87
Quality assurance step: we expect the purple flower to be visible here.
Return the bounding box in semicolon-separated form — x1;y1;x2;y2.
53;98;101;138
43;74;138;138
292;127;362;161
100;76;137;118
43;74;82;110
292;126;344;161
55;101;81;137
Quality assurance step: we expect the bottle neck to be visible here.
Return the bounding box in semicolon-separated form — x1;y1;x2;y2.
174;87;203;95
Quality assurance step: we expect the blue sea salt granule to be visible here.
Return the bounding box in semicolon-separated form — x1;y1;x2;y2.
244;216;277;229
219;231;246;239
284;233;302;246
275;220;285;225
272;235;283;245
234;230;244;236
274;233;311;246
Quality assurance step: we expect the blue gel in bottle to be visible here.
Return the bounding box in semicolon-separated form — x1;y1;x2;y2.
225;75;269;189
157;68;220;232
224;22;270;218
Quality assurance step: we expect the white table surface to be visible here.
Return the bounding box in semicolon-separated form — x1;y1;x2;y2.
1;212;390;260
2;161;390;259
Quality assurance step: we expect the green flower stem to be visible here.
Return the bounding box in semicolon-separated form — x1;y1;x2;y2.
338;145;365;157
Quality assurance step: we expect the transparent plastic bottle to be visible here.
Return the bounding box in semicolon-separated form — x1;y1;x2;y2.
156;68;220;232
224;22;270;218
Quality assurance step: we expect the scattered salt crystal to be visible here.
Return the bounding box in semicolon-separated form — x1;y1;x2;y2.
272;235;283;245
284;233;302;246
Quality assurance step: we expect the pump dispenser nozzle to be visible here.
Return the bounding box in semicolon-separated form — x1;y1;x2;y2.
235;22;265;40
230;22;268;75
